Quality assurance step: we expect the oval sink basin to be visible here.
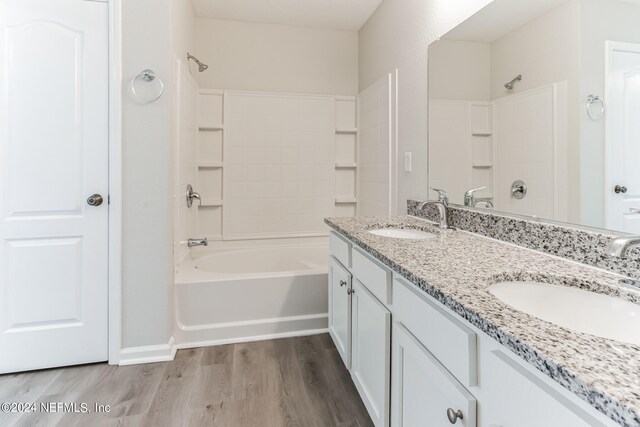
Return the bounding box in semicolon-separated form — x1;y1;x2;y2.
489;281;640;346
368;228;436;240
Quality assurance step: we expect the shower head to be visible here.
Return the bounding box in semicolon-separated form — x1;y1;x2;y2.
187;53;208;72
505;74;522;90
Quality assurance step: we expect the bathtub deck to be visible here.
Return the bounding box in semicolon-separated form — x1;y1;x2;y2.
0;334;373;427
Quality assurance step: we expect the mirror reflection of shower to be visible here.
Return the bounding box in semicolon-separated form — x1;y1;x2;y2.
504;74;522;90
187;53;208;72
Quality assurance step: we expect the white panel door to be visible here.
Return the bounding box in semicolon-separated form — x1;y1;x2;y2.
0;0;109;373
391;323;476;427
351;279;391;427
606;41;640;233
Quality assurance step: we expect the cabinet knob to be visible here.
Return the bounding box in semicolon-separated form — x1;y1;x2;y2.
447;408;463;424
347;288;355;295
339;280;347;287
615;185;627;194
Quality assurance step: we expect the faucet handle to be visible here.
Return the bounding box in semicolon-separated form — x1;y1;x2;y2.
464;186;487;197
430;187;449;203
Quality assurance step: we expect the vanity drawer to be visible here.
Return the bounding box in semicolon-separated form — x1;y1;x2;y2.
330;231;351;269
352;247;392;306
393;277;477;387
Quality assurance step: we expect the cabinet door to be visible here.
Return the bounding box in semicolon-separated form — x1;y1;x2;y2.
351;279;391;427
482;349;609;427
391;322;477;427
328;256;352;368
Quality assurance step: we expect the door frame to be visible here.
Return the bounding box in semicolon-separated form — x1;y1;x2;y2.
604;40;640;230
107;0;122;364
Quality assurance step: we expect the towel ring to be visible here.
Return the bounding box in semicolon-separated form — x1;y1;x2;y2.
131;69;164;104
586;94;605;120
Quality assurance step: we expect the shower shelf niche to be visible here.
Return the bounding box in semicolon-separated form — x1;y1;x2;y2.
198;161;223;169
197;89;225;240
334;95;358;217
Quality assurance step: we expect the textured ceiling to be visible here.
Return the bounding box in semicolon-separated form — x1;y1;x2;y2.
191;0;384;31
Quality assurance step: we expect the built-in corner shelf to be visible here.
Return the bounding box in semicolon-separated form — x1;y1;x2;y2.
199;126;224;132
198;161;223;169
199;199;224;207
335;163;357;169
472;163;493;168
335;197;357;204
471;131;492;137
335;128;357;134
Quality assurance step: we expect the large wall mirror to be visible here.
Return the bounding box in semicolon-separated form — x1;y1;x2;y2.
428;0;640;234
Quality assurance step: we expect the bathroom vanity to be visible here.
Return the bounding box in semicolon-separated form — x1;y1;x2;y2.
326;215;640;427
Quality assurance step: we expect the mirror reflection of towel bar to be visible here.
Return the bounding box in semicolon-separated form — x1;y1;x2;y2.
586;94;605;120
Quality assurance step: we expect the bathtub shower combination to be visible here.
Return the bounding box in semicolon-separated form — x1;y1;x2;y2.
175;245;329;347
173;63;359;349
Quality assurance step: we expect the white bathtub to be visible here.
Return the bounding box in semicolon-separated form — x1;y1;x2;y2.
174;244;329;348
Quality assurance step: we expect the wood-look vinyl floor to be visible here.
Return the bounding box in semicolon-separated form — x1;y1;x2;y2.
0;334;373;427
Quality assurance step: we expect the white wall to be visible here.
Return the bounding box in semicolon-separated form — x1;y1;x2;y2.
428;40;491;101
580;0;640;228
358;0;491;213
194;18;358;95
121;0;173;349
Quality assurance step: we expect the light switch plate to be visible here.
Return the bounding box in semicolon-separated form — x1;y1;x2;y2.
404;152;412;172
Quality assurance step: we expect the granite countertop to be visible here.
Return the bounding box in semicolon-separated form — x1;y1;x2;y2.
325;215;640;427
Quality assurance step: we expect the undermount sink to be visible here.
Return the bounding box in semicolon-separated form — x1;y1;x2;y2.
368;228;437;240
489;281;640;346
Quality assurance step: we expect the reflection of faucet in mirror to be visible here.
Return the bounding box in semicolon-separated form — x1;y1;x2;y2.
464;186;493;208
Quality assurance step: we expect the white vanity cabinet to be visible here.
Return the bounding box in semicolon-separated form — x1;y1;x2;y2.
391;322;476;427
328;230;618;427
351;278;391;427
328;255;352;368
392;276;616;427
328;232;392;427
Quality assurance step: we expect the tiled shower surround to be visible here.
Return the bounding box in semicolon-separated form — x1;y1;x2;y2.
408;200;640;280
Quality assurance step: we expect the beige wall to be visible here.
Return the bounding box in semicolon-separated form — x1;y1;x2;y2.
489;0;580;99
428;40;491;101
490;0;581;223
121;0;173;348
358;0;491;213
194;18;358;95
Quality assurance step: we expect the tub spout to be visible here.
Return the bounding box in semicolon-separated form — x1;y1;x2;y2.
188;238;208;248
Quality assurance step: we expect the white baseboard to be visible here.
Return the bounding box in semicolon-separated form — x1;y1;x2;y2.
119;336;177;366
174;328;329;350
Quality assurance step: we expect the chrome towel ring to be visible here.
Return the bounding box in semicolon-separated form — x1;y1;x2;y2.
586;94;605;120
131;69;164;104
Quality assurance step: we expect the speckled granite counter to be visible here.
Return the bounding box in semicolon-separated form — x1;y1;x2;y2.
325;215;640;427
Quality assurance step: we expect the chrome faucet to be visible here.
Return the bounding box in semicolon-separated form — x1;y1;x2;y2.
607;236;640;258
187;237;208;248
464;186;493;208
430;187;449;204
418;187;449;230
419;188;450;229
419;201;449;229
